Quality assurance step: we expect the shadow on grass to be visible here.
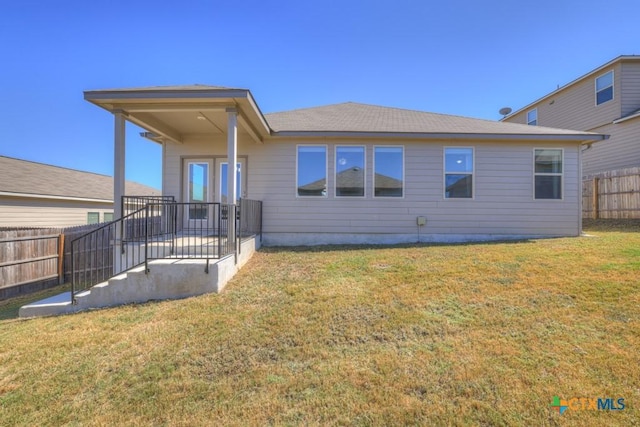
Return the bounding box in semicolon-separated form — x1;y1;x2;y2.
0;284;70;321
261;238;538;254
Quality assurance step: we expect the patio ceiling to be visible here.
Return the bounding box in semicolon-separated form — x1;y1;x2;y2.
84;86;271;144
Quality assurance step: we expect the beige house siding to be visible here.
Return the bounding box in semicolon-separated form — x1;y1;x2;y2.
506;63;622;132
583;119;640;175
0;196;114;228
164;138;582;241
621;61;640;117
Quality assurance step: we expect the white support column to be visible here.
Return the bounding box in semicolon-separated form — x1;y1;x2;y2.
226;108;238;205
226;108;238;245
114;112;126;275
114;112;126;219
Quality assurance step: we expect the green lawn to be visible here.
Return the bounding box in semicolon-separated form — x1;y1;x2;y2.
1;223;638;426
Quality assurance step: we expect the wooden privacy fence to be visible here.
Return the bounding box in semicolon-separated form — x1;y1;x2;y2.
0;223;108;299
583;167;640;219
0;228;64;299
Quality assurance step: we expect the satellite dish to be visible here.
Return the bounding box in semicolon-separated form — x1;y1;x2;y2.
499;107;512;116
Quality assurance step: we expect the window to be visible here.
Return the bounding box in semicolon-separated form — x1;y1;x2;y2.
297;146;327;197
103;212;114;222
596;71;613;105
374;147;404;197
527;108;538;126
87;212;100;224
534;149;562;199
444;148;473;198
335;146;365;197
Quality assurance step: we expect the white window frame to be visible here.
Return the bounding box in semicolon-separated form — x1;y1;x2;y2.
595;70;614;106
533;148;564;201
334;145;366;198
373;145;405;199
443;146;475;200
527;108;538;126
296;144;328;198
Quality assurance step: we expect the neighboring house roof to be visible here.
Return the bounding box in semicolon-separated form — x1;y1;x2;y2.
299;167;402;193
0;156;160;202
502;55;640;121
265;102;602;139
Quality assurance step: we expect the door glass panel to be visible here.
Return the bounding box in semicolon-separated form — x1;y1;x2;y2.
220;163;242;204
189;162;208;219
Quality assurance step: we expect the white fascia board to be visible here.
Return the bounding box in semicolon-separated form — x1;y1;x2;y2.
613;111;640;124
83;89;251;101
0;191;112;203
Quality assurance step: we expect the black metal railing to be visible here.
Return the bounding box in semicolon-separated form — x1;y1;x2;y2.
122;195;175;217
239;198;263;241
70;198;262;303
143;202;237;270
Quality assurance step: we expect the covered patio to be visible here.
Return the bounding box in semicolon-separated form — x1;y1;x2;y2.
20;86;269;317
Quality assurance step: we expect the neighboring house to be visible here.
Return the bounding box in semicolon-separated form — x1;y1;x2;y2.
84;85;605;245
0;156;160;227
502;55;640;176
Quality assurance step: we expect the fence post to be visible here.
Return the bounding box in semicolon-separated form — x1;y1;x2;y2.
592;177;599;219
58;233;65;285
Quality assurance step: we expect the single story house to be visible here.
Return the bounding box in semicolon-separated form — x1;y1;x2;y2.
0;155;160;228
19;85;607;317
85;85;605;245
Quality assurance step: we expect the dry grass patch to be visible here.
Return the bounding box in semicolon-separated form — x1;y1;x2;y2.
1;225;638;425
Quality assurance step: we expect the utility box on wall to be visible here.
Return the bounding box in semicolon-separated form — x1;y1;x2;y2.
416;216;426;226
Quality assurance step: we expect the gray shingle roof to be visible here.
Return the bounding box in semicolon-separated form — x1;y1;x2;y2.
0;156;160;201
265;102;599;136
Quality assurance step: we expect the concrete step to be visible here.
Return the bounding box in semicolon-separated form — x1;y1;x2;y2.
18;235;260;318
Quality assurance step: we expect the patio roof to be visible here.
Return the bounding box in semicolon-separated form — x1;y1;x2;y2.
84;85;271;144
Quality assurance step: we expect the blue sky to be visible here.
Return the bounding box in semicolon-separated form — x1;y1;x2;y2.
1;0;638;190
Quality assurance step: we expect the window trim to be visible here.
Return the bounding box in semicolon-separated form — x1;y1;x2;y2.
296;144;328;198
595;70;614;106
443;146;475;200
527;108;538;126
334;145;366;198
533;148;564;201
373;145;405;199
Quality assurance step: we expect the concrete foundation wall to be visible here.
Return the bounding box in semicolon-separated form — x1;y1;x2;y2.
19;236;260;318
262;232;555;246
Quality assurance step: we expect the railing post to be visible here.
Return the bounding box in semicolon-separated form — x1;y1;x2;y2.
217;204;222;258
238;199;242;255
145;204;149;273
58;233;65;285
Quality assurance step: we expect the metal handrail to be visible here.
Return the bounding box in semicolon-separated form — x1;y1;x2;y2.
69;198;262;304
